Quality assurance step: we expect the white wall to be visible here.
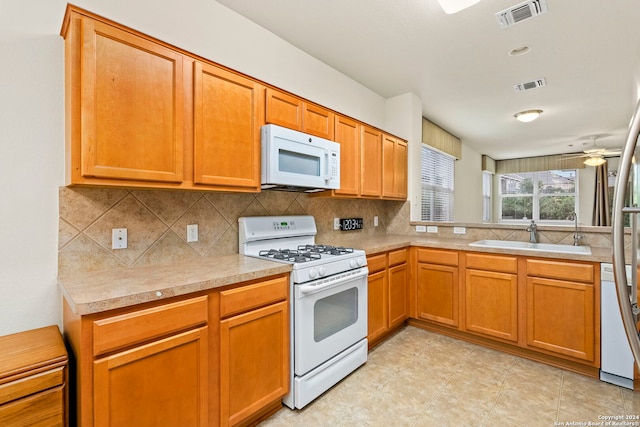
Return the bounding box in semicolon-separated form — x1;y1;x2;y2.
0;0;398;336
384;92;423;219
454;143;484;223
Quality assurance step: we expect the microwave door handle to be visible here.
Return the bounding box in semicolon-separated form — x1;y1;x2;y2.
324;150;330;182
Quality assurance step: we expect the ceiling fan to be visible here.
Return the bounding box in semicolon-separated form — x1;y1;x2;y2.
565;136;622;166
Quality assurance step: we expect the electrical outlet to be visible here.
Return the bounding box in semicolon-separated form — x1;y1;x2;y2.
427;226;438;233
453;226;466;234
416;225;427;232
112;228;127;249
334;218;340;230
187;224;198;242
374;216;379;227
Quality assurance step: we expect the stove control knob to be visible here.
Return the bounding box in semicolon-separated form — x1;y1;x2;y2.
309;268;317;278
357;257;365;267
349;259;358;269
318;266;327;276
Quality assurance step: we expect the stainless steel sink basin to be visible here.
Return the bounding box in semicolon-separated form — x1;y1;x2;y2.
468;239;592;255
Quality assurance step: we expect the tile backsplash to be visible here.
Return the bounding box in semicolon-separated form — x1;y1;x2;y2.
58;187;392;275
58;187;616;276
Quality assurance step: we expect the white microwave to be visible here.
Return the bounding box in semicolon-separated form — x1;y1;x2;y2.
261;124;340;192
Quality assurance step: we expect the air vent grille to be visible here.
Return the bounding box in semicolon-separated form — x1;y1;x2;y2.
496;0;548;28
514;77;547;92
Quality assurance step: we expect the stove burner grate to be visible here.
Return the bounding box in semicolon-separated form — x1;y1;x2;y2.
259;248;322;263
298;244;354;256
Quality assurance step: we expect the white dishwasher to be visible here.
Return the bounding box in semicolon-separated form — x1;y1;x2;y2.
600;263;634;389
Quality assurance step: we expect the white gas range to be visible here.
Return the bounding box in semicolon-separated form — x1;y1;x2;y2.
239;216;368;409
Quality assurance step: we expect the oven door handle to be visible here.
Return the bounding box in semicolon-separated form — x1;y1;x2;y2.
297;267;369;297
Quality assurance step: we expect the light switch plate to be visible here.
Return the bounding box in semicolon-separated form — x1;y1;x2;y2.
187;224;198;242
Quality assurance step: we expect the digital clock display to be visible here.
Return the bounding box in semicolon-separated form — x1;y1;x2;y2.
340;218;364;231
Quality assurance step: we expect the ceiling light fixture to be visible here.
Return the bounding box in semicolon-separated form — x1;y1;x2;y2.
583;155;606;167
436;0;481;14
514;109;543;123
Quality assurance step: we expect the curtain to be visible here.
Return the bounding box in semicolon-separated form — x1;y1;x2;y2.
592;162;611;226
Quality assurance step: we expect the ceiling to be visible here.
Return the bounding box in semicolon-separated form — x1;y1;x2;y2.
214;0;640;160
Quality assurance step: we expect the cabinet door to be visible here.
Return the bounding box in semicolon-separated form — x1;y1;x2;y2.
388;263;409;329
303;103;334;140
394;139;408;199
526;277;596;362
333;115;361;196
265;88;302;130
93;327;208;427
382;135;408;200
220;301;289;427
465;269;518;342
367;269;388;344
80;18;184;183
361;126;382;197
193;62;262;190
416;263;459;327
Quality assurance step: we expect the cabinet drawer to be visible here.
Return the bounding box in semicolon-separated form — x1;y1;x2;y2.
220;276;288;318
367;254;387;274
388;249;408;267
0;366;64;405
0;385;64;426
417;248;458;266
526;259;594;283
466;253;517;274
93;295;208;357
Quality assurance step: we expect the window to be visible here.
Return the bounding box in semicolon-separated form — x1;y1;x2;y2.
421;144;454;221
482;171;492;222
499;170;577;222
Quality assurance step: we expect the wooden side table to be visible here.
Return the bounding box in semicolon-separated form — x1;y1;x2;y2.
0;325;68;426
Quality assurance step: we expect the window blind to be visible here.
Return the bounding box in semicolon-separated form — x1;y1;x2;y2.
421;144;454;221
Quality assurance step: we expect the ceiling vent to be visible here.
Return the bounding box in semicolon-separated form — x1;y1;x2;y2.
496;0;548;29
514;77;546;92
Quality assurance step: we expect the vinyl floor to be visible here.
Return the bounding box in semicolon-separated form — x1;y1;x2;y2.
259;326;640;427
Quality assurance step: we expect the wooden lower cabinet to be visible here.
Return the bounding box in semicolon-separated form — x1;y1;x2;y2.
367;260;388;345
93;328;208;427
219;301;288;427
525;259;598;364
409;248;601;376
388;260;409;329
64;274;290;427
415;248;460;328
218;274;289;427
367;249;409;347
0;326;68;427
463;253;518;342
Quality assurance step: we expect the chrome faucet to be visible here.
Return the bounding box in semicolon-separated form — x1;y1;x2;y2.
568;212;583;246
526;220;538;243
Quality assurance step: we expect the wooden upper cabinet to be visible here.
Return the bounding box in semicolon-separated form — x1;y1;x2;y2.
382;134;408;200
303;103;334;140
265;88;302;130
74;16;185;183
333;115;361;197
265;88;334;139
361;125;382;197
193;62;263;191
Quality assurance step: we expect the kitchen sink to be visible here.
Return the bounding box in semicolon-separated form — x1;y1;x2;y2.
468;239;592;255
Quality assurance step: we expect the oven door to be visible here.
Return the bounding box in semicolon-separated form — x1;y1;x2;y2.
294;267;368;376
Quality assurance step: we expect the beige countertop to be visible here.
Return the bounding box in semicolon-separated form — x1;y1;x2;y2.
331;234;613;263
58;254;291;315
59;235;612;316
